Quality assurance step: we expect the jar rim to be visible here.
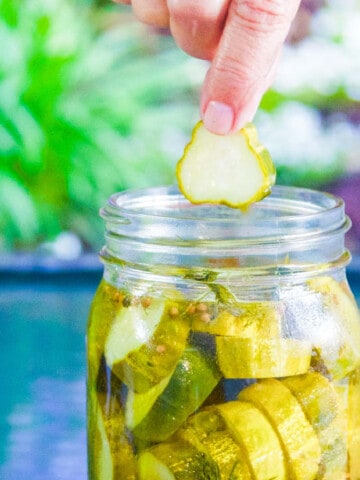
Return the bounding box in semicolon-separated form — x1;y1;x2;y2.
100;185;351;276
101;185;349;242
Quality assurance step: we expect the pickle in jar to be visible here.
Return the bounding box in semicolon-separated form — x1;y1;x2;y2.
216;337;312;379
238;378;321;480
138;441;221;480
177;409;252;480
216;401;286;480
109;301;190;393
191;301;281;337
132;345;221;442
282;372;347;479
308;276;360;380
89;359;137;480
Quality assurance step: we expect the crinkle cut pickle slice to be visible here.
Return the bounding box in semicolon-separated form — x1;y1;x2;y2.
176;121;276;208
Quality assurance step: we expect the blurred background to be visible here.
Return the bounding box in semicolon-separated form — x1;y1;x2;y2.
0;0;359;259
0;1;360;478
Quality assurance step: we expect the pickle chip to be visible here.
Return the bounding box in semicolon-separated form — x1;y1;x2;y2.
176;121;275;208
89;389;137;480
105;297;166;369
217;401;286;480
125;371;173;430
348;368;360;479
281;372;340;430
138;441;221;480
216;337;312;378
317;420;347;480
192;302;281;338
281;372;347;479
308;276;360;379
178;410;252;480
238;379;321;480
132;347;221;442
112;311;190;393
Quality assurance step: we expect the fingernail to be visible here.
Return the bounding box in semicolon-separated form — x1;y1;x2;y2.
203;101;234;135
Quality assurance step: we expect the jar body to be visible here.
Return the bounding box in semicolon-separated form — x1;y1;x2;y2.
87;186;360;480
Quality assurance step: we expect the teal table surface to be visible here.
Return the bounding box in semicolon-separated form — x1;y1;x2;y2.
0;261;360;480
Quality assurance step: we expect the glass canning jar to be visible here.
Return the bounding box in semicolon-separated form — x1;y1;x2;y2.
87;185;360;480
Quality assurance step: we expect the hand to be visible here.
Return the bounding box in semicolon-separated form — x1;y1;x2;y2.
113;0;301;134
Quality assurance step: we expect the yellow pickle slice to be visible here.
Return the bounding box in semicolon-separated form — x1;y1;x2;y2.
281;372;347;479
176;410;252;480
138;441;221;480
307;276;360;380
281;372;341;430
216;337;312;378
89;357;137;480
238;378;321;480
191;301;281;337
176;121;275;208
216;401;286;480
348;367;360;480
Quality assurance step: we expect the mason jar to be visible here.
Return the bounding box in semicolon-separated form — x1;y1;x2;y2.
87;185;360;480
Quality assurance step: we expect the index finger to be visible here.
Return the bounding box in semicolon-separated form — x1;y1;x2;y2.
201;0;301;134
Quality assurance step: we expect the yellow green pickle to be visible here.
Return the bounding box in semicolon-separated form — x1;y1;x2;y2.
87;278;360;480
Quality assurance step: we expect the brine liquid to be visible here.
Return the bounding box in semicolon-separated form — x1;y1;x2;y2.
87;278;360;480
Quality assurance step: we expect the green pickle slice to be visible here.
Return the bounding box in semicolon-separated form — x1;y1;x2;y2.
216;401;286;480
125;371;173;429
132;346;221;442
238;379;321;480
105;297;166;369
111;305;190;393
89;357;137;480
216;337;312;378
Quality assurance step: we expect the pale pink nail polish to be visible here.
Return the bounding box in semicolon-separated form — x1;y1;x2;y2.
203;101;234;135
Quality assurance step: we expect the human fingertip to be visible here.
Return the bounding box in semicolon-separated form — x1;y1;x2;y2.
202;101;235;135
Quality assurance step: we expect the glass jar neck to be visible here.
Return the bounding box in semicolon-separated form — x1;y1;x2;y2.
100;185;351;283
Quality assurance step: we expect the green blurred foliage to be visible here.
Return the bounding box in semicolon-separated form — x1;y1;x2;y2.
0;0;200;251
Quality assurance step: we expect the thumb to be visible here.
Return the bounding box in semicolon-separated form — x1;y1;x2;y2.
201;0;301;134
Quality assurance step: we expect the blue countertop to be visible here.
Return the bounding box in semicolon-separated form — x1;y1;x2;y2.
0;258;360;480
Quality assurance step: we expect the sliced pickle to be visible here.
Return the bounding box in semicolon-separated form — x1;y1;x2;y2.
308;276;360;379
281;372;340;430
281;372;347;479
91;397;116;480
191;301;281;337
317;419;347;480
112;309;190;392
138;451;175;480
132;347;221;442
91;357;137;479
348;367;360;480
216;401;286;480
238;379;321;480
105;297;166;368
176;121;275;208
88;281;124;383
177;410;252;480
216;337;312;378
138;441;221;480
125;371;173;429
